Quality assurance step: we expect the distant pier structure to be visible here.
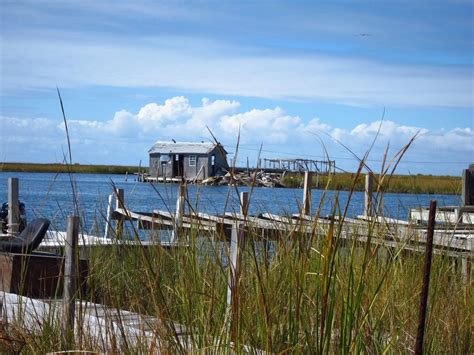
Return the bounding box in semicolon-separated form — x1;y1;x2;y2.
262;158;336;174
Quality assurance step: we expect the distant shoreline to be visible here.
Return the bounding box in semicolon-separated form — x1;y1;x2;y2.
0;162;142;175
0;162;461;195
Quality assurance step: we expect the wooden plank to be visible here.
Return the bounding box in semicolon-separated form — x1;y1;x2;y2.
115;208;216;231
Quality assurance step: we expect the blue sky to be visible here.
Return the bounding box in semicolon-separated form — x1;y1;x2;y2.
1;0;473;175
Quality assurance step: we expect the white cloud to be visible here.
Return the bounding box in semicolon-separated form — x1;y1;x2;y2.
219;107;302;143
419;127;473;152
136;96;191;125
350;120;428;139
1;97;472;173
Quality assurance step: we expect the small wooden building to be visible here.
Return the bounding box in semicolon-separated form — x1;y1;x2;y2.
148;141;229;180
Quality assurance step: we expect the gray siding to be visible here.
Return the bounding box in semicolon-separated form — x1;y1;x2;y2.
149;147;228;180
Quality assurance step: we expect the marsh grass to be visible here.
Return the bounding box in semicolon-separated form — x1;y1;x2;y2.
282;172;462;195
0;162;141;175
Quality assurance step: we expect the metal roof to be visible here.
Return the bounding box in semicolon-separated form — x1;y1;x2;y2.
148;141;226;155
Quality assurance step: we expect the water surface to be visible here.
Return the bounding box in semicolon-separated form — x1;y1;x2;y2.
0;172;461;233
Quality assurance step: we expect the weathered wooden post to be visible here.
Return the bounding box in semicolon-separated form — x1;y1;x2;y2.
364;172;374;217
461;169;474;206
414;200;436;355
461;165;474;206
240;191;249;217
302;171;312;216
115;188;124;238
7;177;20;235
62;215;79;345
171;183;186;243
226;191;248;344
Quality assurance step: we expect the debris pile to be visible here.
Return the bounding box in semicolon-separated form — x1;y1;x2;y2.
202;170;285;187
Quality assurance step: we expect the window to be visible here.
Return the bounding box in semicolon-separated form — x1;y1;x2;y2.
189;155;197;167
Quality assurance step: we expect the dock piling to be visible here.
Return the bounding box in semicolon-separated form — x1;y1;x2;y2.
364;173;374;217
227;221;245;344
171;183;186;243
115;188;124;237
414;200;436;355
104;193;114;238
302;171;312;216
226;191;249;344
240;191;249;217
7;177;20;235
62;215;80;344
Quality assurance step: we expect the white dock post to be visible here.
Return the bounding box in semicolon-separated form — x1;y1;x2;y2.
302;171;312;216
227;221;245;342
226;191;248;342
364;173;374;217
171;183;185;243
7;177;20;235
63;215;79;344
104;193;114;239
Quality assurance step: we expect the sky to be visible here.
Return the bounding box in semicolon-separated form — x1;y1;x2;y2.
0;0;473;176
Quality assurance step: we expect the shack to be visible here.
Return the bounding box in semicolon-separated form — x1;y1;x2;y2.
148;141;228;181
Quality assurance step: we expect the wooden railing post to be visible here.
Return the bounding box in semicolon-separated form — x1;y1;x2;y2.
364;173;374;217
302;171;312;216
7;177;19;236
63;215;79;344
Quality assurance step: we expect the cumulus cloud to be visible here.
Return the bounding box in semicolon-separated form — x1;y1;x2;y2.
136;96;191;126
219;107;302;143
1;96;472;173
419;127;473;152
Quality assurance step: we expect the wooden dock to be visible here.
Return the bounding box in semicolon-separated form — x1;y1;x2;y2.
0;291;191;353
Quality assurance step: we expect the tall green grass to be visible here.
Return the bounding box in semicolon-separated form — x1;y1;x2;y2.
2;185;471;353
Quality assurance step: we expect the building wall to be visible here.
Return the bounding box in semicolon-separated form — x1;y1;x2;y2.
183;155;208;180
149;146;228;180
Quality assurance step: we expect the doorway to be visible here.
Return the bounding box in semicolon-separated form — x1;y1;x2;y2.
172;154;184;177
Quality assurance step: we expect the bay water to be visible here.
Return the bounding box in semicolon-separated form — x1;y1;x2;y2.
0;172;460;234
